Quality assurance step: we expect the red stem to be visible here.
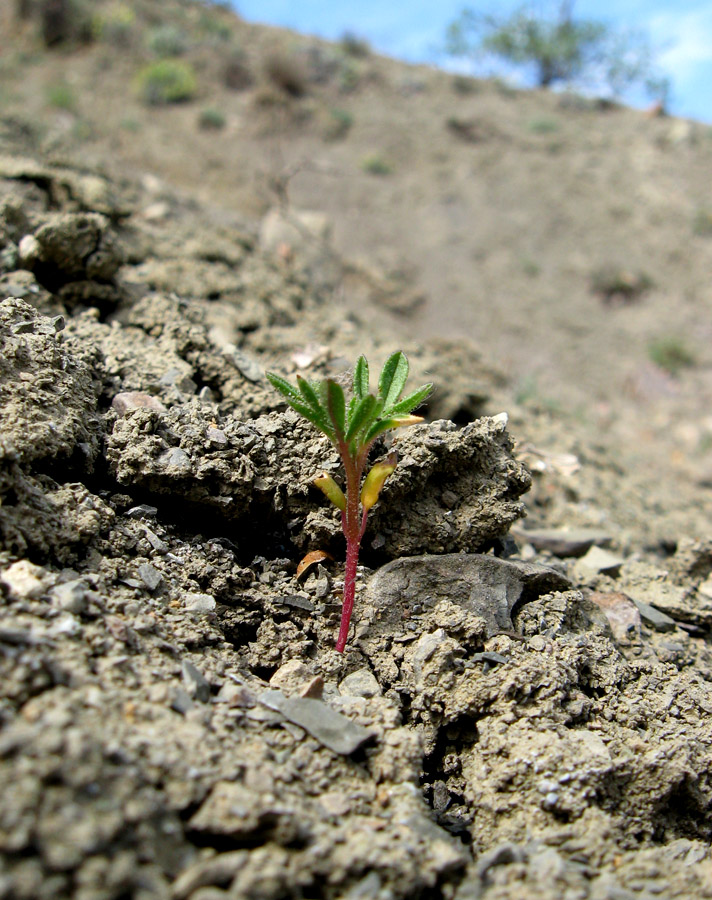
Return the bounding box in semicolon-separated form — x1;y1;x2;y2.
334;440;369;653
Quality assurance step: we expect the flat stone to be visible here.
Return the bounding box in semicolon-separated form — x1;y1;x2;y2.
260;689;377;755
512;527;613;557
577;546;625;576
365;553;571;638
182;660;211;703
631;598;677;632
184;592;216;614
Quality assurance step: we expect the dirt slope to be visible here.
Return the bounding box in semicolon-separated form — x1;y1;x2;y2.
0;3;711;898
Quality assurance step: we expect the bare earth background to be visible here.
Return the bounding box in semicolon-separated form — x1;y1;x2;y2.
0;2;711;898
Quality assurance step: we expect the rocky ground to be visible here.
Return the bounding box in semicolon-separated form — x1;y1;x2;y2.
1;3;712;899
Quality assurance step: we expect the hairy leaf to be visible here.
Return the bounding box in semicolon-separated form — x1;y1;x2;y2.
345;394;378;441
326;379;346;436
378;351;409;409
297;376;324;412
387;382;433;416
353;355;370;399
266;371;302;404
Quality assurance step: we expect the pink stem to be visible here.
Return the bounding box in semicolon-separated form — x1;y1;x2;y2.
334;441;369;653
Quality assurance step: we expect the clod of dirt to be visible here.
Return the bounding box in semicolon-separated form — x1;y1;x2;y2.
0;297;102;464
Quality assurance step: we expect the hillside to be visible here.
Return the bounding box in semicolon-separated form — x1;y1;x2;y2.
1;2;712;899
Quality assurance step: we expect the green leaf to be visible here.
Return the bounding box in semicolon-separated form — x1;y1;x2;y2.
296;376;324;412
378;352;409;409
345;393;377;441
266;371;301;404
364;414;422;444
287;399;335;438
326;379;346;436
353;355;370;399
387;383;433;416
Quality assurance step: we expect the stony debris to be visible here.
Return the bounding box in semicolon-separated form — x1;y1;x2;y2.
0;142;711;900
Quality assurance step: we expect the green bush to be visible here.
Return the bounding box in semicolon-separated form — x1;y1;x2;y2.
147;24;189;58
527;117;559;134
198;107;226;130
361;153;393;176
92;5;135;47
136;60;197;105
47;81;75;110
647;336;695;375
323;107;353;141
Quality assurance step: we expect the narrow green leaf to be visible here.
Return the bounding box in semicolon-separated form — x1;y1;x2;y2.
365;414;422;444
387;383;433;416
378;351;409;409
345;394;377;441
353;355;370;399
266;371;301;404
296;376;324;412
326;379;346;436
289;399;335;438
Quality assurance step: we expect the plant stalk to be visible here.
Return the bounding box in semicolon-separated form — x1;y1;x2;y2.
334;443;369;653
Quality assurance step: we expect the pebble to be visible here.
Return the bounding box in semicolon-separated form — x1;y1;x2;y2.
0;560;50;599
111;392;166;415
576;546;625;576
126;504;158;519
49;579;88;614
182;660;211;703
185;592;217;614
159;448;192;473
631;598;677;632
339;668;382;699
137;563;162;592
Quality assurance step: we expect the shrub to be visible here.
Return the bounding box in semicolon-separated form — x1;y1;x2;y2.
147;24;189;58
361;153;392;175
591;265;652;304
323;107;353;141
647;336;695;375
136;60;197;105
46;81;75;110
198;107;225;130
339;31;371;58
527;117;559;134
92;4;135;47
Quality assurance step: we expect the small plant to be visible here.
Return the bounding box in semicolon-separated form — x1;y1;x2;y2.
147;24;189;58
527;117;559;134
647;336;695;376
267;353;432;652
323;107;353;141
692;208;712;237
47;81;75;110
361;153;393;176
198;107;226;130
136;60;197;105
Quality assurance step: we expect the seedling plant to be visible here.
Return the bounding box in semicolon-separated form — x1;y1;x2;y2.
267;352;432;652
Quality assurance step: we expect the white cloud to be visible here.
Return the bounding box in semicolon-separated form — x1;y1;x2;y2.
648;8;712;85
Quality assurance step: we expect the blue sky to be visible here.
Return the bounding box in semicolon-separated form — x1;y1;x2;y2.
231;1;712;123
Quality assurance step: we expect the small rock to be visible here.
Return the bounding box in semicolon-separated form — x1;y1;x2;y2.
269;659;313;695
172;850;249;900
182;660;211;703
300;676;325;699
339;668;382;698
1;560;50;600
171;688;195;715
260;688;377;755
231;348;264;382
577;546;625;576
126;504;158;519
137;563;162;591
206;426;228;447
158;367;197;394
512;527;613;558
588;591;640;642
49;579;88;614
184;592;217;614
159;448;192;473
112;392;166;415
